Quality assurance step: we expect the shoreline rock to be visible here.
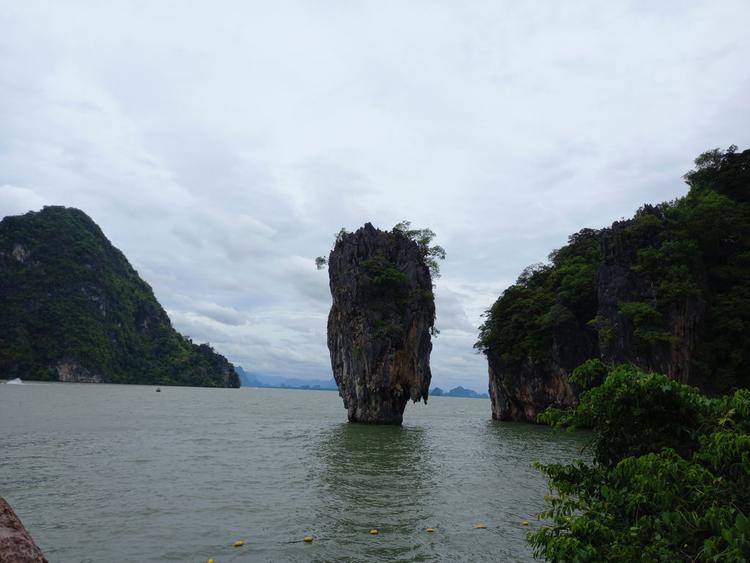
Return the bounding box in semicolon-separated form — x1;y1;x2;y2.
0;497;47;563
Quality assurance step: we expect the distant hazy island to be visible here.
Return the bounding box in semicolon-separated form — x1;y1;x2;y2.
236;367;487;398
430;386;489;399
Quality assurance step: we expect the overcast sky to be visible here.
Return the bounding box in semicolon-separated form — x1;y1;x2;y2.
1;1;749;391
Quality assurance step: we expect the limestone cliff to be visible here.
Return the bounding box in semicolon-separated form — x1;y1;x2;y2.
596;212;704;387
327;223;435;424
479;147;750;421
0;206;240;388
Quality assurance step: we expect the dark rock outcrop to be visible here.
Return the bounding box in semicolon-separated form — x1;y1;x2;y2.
327;223;434;424
485;215;704;422
0;497;48;563
0;206;240;388
482;147;750;421
487;320;594;421
596;214;704;386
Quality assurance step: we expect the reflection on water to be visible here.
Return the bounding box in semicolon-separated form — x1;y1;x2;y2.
0;385;588;562
313;424;435;561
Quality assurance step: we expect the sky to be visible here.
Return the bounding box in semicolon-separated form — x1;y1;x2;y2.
1;1;749;391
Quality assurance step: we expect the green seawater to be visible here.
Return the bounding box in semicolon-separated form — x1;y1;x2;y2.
0;383;587;562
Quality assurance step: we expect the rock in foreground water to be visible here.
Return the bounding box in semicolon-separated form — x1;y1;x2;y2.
327;223;435;424
0;497;48;563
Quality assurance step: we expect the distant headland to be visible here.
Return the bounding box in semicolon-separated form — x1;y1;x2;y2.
0;206;238;388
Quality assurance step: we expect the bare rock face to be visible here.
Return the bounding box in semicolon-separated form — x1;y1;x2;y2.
327;223;434;424
485;209;705;422
487;321;592;422
0;497;48;563
55;359;103;383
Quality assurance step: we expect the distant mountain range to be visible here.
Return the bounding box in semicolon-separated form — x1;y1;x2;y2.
237;367;488;398
431;386;489;399
236;366;337;390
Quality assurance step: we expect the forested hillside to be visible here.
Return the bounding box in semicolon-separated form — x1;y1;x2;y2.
0;206;239;387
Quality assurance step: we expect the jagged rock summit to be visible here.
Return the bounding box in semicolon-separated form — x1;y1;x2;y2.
327;223;435;424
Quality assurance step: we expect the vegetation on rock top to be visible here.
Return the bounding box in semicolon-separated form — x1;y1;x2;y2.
316;220;446;278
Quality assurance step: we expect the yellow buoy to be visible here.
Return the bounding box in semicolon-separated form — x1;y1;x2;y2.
369;529;379;535
425;527;434;533
208;560;214;563
522;520;529;526
474;523;487;529
304;535;314;543
233;540;245;547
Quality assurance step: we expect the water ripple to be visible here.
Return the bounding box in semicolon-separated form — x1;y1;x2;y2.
0;384;587;562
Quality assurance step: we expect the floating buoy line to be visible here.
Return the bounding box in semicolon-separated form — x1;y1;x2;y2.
204;520;532;560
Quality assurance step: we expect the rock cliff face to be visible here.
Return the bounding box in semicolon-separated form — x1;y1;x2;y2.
0;206;240;388
0;497;48;563
487;337;591;422
327;223;434;424
485;215;706;422
481;147;750;421
596;215;704;386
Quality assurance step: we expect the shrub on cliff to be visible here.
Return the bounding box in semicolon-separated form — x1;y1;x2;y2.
530;365;750;561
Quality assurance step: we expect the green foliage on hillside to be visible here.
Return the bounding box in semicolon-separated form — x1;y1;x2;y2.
618;301;673;346
620;146;750;390
530;365;750;561
475;227;601;363
360;254;409;297
476;146;750;391
0;206;239;387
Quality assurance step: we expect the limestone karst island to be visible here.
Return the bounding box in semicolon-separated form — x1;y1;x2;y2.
2;3;750;561
324;222;439;424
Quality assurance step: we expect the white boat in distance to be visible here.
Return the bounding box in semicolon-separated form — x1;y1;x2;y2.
6;378;23;384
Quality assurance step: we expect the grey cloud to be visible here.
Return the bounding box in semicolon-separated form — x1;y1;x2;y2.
2;1;750;392
191;302;248;327
434;287;476;334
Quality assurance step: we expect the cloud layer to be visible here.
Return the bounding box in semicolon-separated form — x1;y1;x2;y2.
2;1;749;390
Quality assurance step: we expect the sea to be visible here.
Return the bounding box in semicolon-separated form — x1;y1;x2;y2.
0;382;587;562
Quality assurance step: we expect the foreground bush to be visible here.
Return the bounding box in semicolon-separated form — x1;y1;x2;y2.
530;365;750;561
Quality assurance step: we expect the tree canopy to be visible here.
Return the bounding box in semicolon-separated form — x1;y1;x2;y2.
315;221;446;278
